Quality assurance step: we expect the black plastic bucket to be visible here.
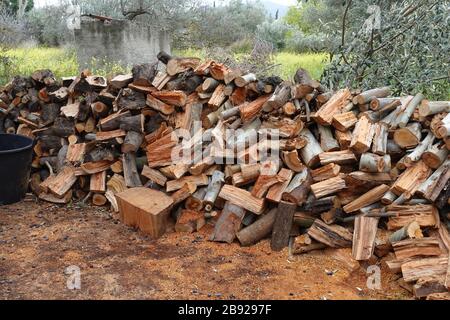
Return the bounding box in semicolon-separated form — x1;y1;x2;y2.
0;134;34;205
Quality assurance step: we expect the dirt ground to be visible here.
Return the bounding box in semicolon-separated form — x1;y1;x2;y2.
0;199;412;300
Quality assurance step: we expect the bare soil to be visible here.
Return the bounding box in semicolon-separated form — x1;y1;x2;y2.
0;200;411;300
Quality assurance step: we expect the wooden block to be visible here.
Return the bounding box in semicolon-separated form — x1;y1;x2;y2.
271;201;297;251
310;177;347;199
311;163;341;182
401;256;449;283
116;187;174;239
393;238;442;260
352;216;379;260
307;219;352;248
315;88;351;125
210;201;246;243
47;166;77;198
386;205;440;230
141;165;168;186
90;171;106;193
66;143;87;163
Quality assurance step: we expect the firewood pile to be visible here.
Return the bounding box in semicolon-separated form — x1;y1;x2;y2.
0;50;449;299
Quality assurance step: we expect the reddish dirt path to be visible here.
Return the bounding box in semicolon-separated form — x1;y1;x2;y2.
0;201;411;300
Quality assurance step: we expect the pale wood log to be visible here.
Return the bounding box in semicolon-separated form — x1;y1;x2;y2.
203;170;225;211
90;171;106;193
262;82;292;112
235;73;257;87
80;160;112;175
436;113;450;138
395;93;424;128
393;122;422;149
370;97;400;111
391;160;431;196
352;216;379;261
271;201;297;251
401;256;448;283
106;174;127;195
416;159;450;201
381;190;398;205
310;176;347;199
266;168;293;203
343;184;390;213
311;163;341;182
372;122;388;155
419;100;450;117
218;184;265;214
141;165;167;186
319;150;357;165
359;153;385;173
47;166;77;198
299;128;323;167
116;187;173;239
392;238;442;260
332;111;357;132
386;204;440;230
166;174;209;193
353;87;391;105
170;183;197;206
210;201;246;243
307;220;352;248
388;221;422;243
422;143;448;169
66;143;86;163
315;88;351;125
350;115;375;154
335;130;352;150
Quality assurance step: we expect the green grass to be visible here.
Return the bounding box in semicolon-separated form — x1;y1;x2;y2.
0;47;128;85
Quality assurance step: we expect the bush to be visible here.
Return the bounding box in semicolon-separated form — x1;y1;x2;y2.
285;30;337;53
256;20;292;50
229;38;255;55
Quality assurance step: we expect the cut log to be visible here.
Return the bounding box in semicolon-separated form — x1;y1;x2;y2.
352;216;379;261
354;87;391;105
95;129;126;141
395;93;424;128
419;100;450;117
422;144;448;169
146;94;175;115
90;171;106;193
393;122;422;149
350;115;375;154
388;221;423;243
122;131;143;153
218;184;265;214
386;205;440;230
236;208;277;247
208;84;227;110
66;143;86;163
335;130;352;150
203;170;225;211
318;125;339;151
359;153;386;173
319;150;357;165
315;88;352;125
372;123;388;155
239;95;270;124
141;165;167;186
235;73;257;88
98;111;131;131
271;201;297;251
116;187;173;239
307;219;353;248
401;256;448;283
332;112;358;132
282;150;305;172
391;160;431;196
413;277;448;299
170;183;197;206
310;177;347;199
47;166;77;198
393;238;442;260
282;168;313;205
210;201;246;243
266;168;293;203
166;57;201;76
311;163;341;182
262;82;292;112
119;114;145;133
416;159;450;201
299;128;323;167
343;184;390;214
122;153;143;187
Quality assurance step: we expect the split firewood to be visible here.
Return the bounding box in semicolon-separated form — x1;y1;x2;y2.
210;201;246;243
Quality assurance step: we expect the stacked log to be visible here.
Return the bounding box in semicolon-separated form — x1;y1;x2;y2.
0;52;449;299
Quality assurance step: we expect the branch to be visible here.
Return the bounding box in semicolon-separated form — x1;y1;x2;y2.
340;0;353;66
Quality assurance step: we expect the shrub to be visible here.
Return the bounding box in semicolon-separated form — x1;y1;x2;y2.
256;20;292;50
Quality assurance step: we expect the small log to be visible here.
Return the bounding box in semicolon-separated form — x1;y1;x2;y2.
208;84;227;110
271;201;297;251
141;165;167;187
352;216;379;261
353;87;391;105
413;277;448;299
436;113;450;139
203;170;225;211
422;144;448;169
119;114;145;133
239;95;270;124
282;168;313;205
307;220;352;248
235;73;257;88
236;208;277;246
310;177;347;199
318;125;339;152
386;205;440;230
99;111;131;131
319;150;357;165
350;115;375;154
146;94;175;115
311;163;341;182
282;150;305;172
372;123;388;155
95;129;126;141
370;97;400;111
218;184;265;215
315;88;352;125
266;168;293;203
343;184;390;213
299;128;323;167
335;130;352;150
419;100;450;117
396;93;424;128
66;143;86;163
401;256;448;283
359;153;386;173
393;122;422;149
90;171;106;193
392;238;442;261
391;160;431;196
332;111;357;132
166;174;209;193
381;190;398;205
210;201;246;243
388;221;422;243
47;166;77;198
171;183;197;206
122;131;143;153
122;153;143;188
416;159;450;201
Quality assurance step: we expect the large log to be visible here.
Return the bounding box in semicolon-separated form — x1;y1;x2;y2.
236;208;277;246
210;201;246;244
271;201;297;251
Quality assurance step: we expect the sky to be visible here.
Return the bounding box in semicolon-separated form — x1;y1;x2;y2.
35;0;297;8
